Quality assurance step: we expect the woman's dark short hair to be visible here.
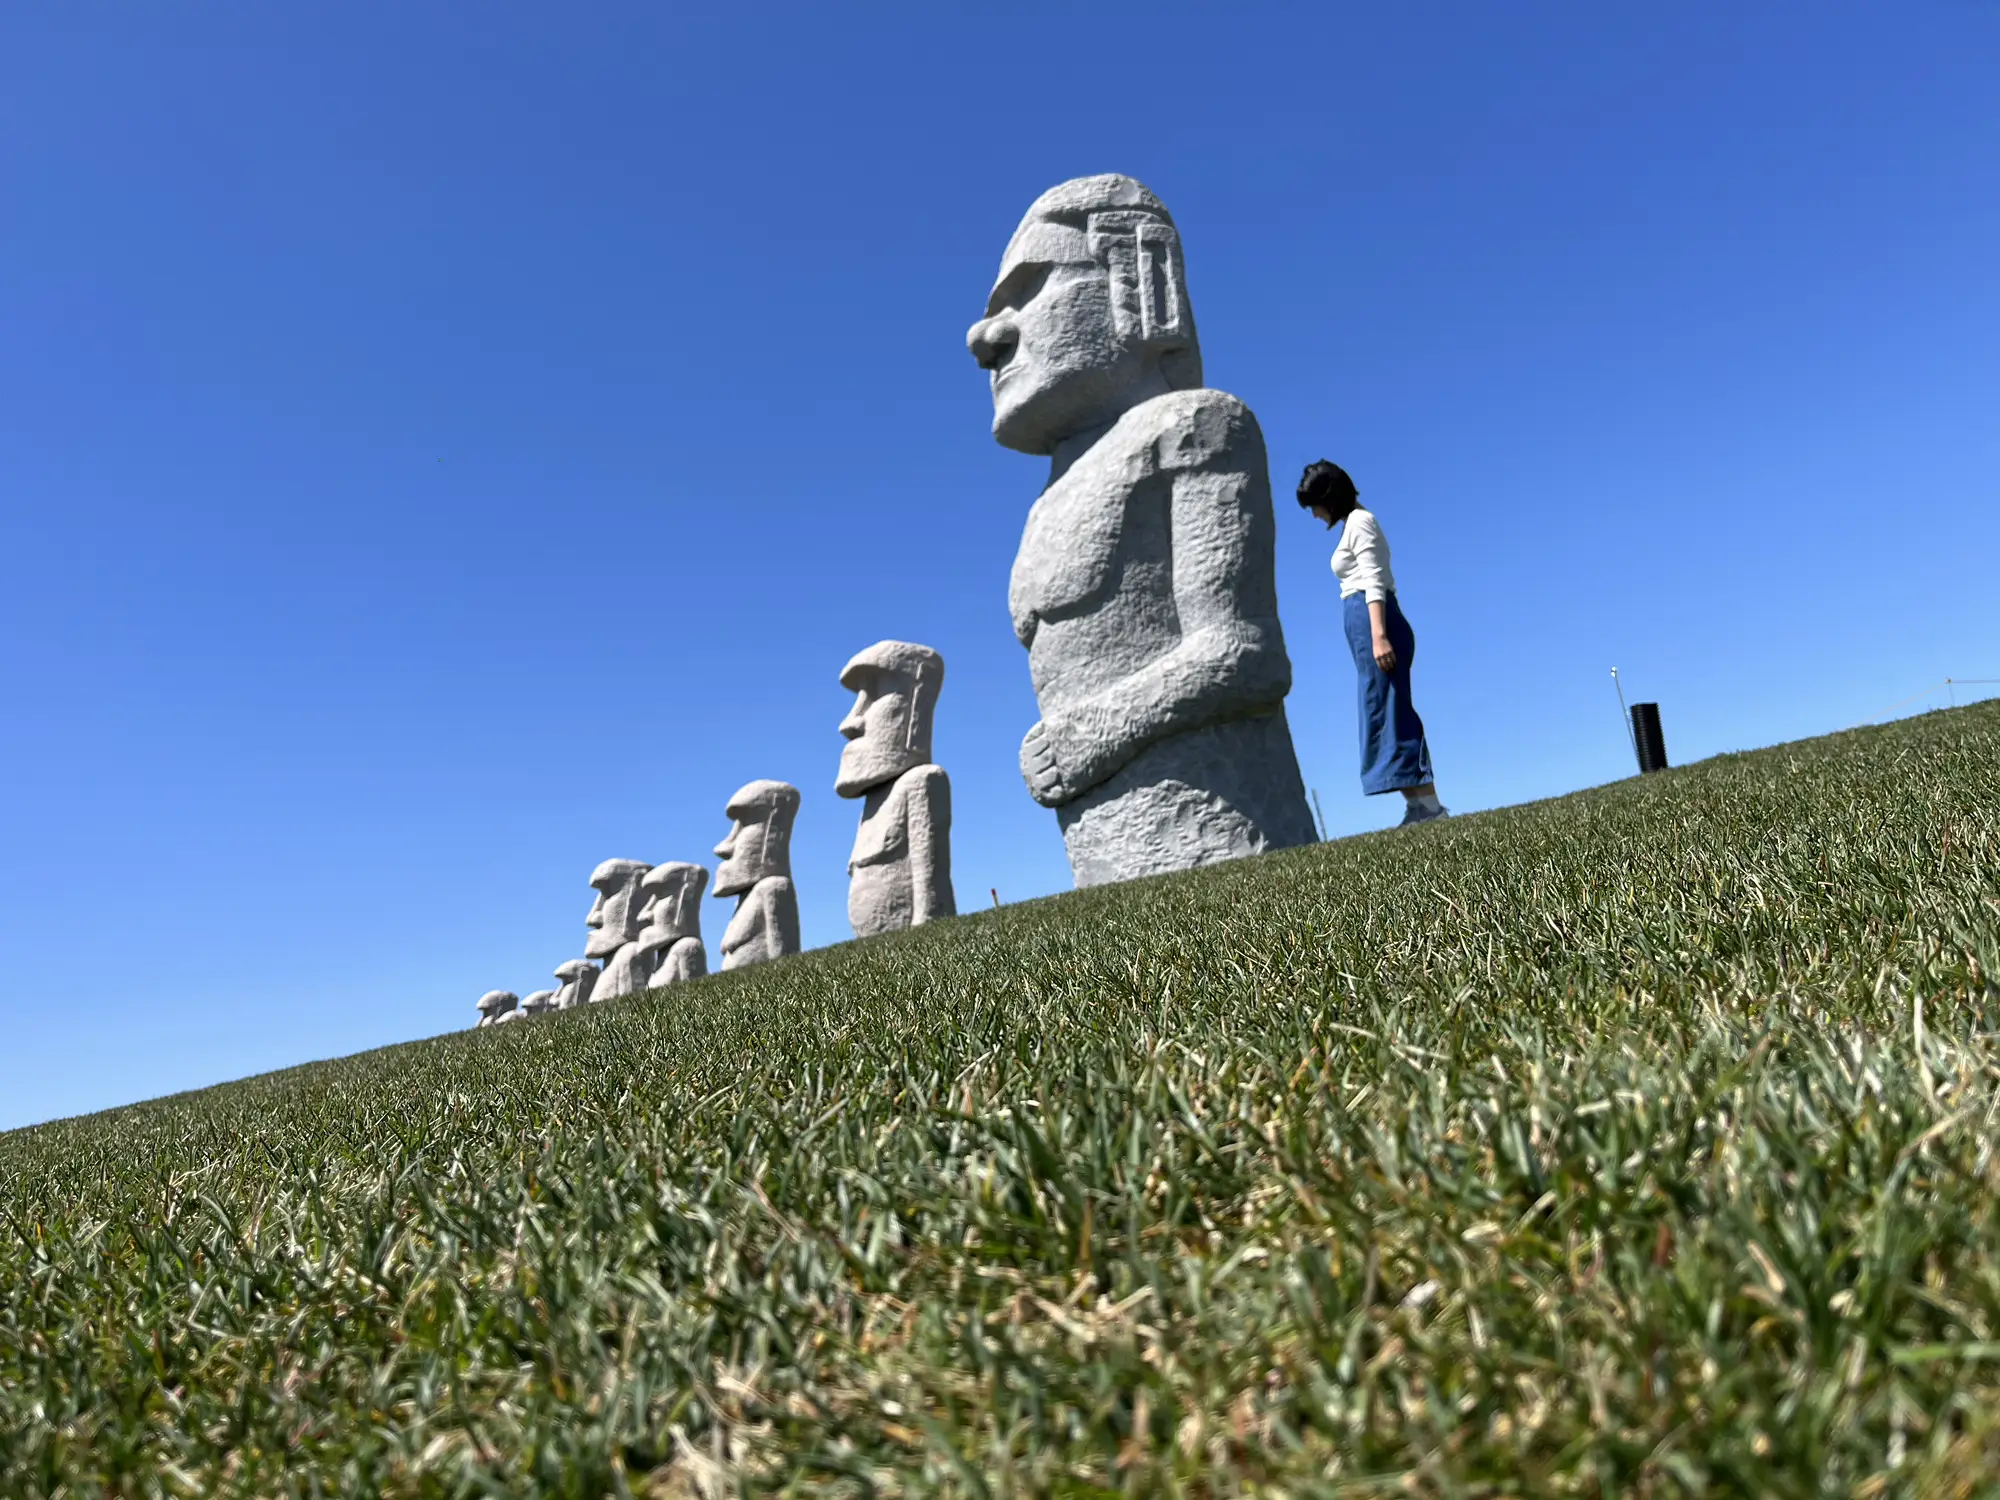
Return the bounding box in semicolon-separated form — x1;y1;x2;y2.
1297;459;1359;510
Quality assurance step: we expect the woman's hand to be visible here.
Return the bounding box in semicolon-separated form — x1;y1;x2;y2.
1368;599;1398;674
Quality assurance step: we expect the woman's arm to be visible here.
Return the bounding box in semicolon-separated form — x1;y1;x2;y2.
1368;599;1398;674
1346;511;1397;673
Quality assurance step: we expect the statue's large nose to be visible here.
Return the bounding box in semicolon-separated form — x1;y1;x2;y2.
967;315;1018;371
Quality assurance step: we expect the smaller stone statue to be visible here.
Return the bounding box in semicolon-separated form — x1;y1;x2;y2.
713;780;802;970
475;990;520;1027
517;988;557;1018
634;861;709;985
586;857;655;1002
552;958;599;1010
836;640;956;937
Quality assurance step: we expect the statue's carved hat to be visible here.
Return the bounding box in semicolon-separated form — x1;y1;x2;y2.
641;859;709;894
839;639;943;693
1003;173;1176;265
589;857;651;890
725;779;801;823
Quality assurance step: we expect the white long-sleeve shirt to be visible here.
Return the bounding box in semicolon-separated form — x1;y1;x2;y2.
1330;506;1396;603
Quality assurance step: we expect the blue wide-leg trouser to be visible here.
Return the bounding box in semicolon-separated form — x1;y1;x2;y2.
1343;590;1434;795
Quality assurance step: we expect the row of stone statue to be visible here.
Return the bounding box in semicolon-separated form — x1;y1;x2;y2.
480;168;1351;1023
475;640;953;1026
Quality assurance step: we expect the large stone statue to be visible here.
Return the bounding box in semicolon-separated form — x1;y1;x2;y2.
966;174;1316;886
836;640;956;936
552;957;599;1010
712;780;802;970
475;989;519;1027
586;857;655;1002
634;861;709;985
518;988;557;1018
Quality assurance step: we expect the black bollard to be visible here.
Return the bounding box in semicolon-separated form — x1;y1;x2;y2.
1631;702;1669;773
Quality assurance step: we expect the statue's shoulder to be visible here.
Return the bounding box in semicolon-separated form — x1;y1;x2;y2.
905;762;951;805
869;763;948;829
1124;388;1265;472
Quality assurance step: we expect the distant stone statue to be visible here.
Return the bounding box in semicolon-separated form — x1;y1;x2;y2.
713;780;802;970
635;861;709;985
836;640;956;936
517;988;557;1018
586;857;655;1002
966;173;1316;886
552;958;599;1010
475;989;519;1027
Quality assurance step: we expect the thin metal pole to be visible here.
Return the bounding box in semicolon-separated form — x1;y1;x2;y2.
1311;788;1329;842
1855;679;2000;729
1611;668;1638;770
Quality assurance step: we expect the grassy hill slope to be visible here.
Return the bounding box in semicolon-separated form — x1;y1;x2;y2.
5;704;1999;1497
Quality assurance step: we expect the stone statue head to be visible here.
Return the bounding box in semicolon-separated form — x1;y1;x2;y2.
836;640;944;797
584;858;653;960
713;779;801;897
476;989;519;1022
553;957;598;1008
637;860;707;944
519;988;557;1016
966;173;1203;457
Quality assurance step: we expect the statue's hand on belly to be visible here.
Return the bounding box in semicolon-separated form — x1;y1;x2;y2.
1020;719;1072;807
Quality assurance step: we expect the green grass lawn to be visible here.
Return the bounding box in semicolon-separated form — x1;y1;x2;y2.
5;704;1999;1498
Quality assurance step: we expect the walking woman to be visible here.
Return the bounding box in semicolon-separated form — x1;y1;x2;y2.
1297;460;1447;826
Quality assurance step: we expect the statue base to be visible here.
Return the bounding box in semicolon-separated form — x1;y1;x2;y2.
1055;708;1315;887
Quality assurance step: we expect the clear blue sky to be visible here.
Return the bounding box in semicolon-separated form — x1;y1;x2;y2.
3;3;1995;1132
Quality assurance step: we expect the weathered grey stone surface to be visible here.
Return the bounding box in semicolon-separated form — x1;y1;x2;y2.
552;958;599;1010
593;944;651;1003
966;173;1316;886
713;780;802;970
475;989;519;1027
636;860;709;985
517;988;557;1017
837;640;956;936
585;858;654;1002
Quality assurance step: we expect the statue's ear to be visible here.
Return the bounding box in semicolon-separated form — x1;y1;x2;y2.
1134;220;1189;347
1088;212;1191;352
759;810;788;869
904;664;927;752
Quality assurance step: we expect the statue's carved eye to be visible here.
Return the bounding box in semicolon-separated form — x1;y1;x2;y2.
986;262;1051;318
